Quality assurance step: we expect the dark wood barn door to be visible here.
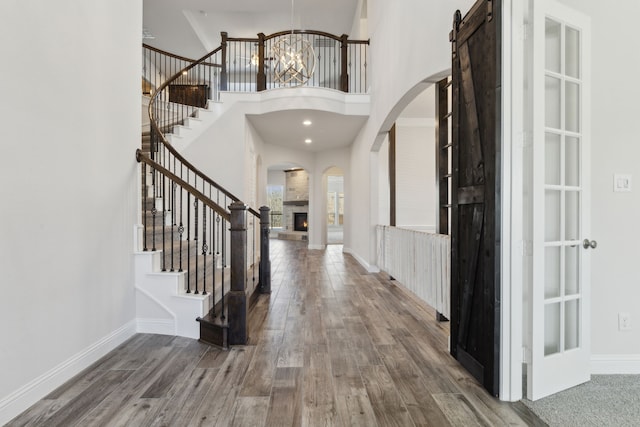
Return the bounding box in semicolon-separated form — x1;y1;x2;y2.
450;0;502;397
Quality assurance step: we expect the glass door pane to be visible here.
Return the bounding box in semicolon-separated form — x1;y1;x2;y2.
543;16;583;357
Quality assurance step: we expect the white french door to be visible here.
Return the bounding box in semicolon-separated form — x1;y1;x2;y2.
528;0;592;400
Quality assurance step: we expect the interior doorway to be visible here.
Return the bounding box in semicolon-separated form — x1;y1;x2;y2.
325;167;344;245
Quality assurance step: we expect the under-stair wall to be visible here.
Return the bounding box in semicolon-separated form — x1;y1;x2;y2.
134;249;212;338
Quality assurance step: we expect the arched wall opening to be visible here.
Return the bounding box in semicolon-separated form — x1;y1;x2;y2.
374;81;442;233
323;167;345;245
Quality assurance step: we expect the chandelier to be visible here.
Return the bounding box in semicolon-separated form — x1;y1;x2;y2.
272;0;315;86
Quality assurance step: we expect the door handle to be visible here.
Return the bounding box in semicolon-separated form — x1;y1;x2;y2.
583;239;597;249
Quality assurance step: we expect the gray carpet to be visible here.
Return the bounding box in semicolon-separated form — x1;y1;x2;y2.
523;375;640;426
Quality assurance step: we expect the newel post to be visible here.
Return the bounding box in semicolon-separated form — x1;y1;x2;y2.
228;201;247;345
259;206;271;293
257;33;267;92
340;34;349;92
220;32;228;91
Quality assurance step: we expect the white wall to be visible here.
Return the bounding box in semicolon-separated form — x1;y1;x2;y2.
0;0;141;423
267;170;286;188
347;0;475;270
395;119;436;230
555;0;640;362
182;101;247;201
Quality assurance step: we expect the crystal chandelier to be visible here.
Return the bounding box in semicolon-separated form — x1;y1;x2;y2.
272;0;315;86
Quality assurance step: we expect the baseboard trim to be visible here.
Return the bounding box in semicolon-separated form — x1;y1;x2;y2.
591;354;640;374
308;244;325;250
343;247;380;273
0;320;137;425
136;318;176;336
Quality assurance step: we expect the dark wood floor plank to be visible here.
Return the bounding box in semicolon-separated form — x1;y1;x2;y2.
359;365;415;427
103;397;164;427
276;344;304;368
342;316;383;366
377;344;452;427
238;345;279;397
335;393;379;427
196;347;230;369
6;400;63;427
187;346;256;427
394;333;462;395
264;367;303;427
141;339;209;398
39;370;132;427
302;345;338;425
78;345;177;424
229;396;270;427
148;367;220;427
432;393;493;427
328;337;367;397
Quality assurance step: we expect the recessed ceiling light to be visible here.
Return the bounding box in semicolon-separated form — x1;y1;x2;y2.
305;139;312;144
303;120;312;126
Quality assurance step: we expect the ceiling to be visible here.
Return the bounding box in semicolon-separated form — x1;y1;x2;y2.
247;110;368;153
143;0;433;160
143;0;362;59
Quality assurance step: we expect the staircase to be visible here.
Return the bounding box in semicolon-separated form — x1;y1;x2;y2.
137;55;270;348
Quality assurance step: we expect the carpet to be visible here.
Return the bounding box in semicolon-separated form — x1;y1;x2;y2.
522;375;640;426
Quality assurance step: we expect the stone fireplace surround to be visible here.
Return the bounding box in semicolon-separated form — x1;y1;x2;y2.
279;168;308;241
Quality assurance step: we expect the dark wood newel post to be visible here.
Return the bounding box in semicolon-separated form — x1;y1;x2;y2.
257;33;266;92
228;201;247;345
220;31;228;91
259;206;271;293
340;34;349;92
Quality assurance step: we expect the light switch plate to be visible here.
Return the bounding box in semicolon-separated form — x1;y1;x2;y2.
614;174;632;192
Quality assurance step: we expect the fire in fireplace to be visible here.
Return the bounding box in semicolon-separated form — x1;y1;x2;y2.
294;212;308;232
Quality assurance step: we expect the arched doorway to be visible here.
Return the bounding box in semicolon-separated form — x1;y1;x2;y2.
325;167;344;244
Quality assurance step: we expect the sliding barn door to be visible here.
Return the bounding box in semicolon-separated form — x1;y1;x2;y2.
450;0;502;396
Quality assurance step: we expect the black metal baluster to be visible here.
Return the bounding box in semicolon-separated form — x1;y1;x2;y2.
252;216;256;289
194;198;199;295
151;166;157;252
212;213;218;318
221;217;226;321
161;144;167;272
178;178;184;273
202;203;207;296
170;180;176;272
142;162;148;251
186;192;191;293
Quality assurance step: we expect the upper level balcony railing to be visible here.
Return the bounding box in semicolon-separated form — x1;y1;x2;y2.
143;30;369;103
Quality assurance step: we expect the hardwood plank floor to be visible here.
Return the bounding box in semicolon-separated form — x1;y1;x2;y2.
8;240;544;426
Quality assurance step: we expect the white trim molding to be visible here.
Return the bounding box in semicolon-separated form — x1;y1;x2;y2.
591;355;640;375
343;247;380;273
136;318;176;336
0;320;137;425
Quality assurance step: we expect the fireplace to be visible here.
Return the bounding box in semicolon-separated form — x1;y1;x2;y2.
294;212;308;232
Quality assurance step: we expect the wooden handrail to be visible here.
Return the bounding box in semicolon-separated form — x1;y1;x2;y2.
147;45;260;218
226;29;368;44
264;29;343;41
143;43;212;64
136;149;231;221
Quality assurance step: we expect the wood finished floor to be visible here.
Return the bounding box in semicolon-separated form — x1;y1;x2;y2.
9;240;544;427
